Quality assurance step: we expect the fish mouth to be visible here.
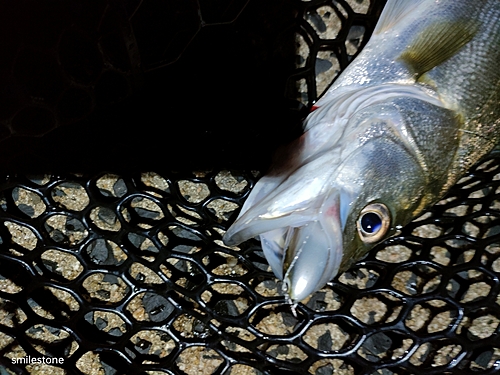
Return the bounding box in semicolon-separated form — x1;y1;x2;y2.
258;192;345;302
222;161;349;302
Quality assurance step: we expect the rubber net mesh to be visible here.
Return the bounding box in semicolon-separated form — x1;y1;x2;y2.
0;1;499;375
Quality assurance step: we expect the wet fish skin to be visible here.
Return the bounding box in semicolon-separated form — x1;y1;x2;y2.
224;0;500;302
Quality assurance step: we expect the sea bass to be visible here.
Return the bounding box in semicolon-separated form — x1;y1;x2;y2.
223;0;500;302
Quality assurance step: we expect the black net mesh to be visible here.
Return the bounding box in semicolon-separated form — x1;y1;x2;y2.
1;1;500;375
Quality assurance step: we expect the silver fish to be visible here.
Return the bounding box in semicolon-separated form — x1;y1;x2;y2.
224;0;500;302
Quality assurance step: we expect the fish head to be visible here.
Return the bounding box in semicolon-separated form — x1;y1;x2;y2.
224;102;437;302
282;134;430;302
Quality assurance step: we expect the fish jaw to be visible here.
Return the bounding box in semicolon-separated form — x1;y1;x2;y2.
223;151;340;247
222;152;350;302
281;191;345;302
224;170;350;302
248;191;345;302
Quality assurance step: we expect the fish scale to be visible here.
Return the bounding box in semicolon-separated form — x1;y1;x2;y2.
224;0;500;302
423;1;500;187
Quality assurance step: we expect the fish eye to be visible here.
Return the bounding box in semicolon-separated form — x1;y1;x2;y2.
357;203;390;243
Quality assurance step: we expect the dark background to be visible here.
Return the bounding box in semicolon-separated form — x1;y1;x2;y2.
0;0;304;172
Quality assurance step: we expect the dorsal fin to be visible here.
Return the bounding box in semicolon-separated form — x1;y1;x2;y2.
373;0;429;35
399;20;479;77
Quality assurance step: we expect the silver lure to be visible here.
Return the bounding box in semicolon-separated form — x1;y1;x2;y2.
224;0;500;302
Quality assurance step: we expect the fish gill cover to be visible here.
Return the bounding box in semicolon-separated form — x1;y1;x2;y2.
0;1;500;375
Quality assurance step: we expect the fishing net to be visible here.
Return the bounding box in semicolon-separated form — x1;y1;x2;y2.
1;1;499;374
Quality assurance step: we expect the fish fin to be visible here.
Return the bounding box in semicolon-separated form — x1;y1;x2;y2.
399;20;479;77
373;0;428;35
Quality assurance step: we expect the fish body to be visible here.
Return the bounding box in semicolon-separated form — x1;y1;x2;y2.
224;0;500;302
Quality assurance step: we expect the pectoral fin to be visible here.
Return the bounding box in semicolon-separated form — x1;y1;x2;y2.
399;20;479;78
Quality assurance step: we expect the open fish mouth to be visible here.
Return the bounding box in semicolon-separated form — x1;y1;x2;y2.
279;218;343;302
225;187;346;303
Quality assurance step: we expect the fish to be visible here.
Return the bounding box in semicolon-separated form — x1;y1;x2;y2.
223;0;500;302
